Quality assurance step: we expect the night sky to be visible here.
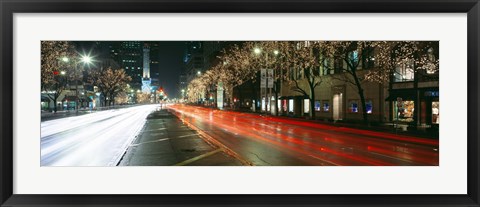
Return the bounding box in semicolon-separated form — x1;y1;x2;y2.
155;42;185;97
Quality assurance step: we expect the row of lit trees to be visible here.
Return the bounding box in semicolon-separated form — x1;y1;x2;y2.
88;67;131;107
186;41;438;124
41;41;132;112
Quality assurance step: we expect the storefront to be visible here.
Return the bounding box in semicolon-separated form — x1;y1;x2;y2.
422;89;440;126
278;96;305;117
387;88;439;127
62;96;78;110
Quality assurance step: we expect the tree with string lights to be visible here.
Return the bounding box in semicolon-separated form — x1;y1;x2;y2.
280;41;333;119
365;41;439;126
41;41;78;112
89;67;132;107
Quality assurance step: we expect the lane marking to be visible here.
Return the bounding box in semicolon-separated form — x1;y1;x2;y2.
130;138;170;146
308;155;339;166
178;134;200;138
368;151;418;165
170;110;253;166
128;134;200;147
174;149;223;166
143;128;166;132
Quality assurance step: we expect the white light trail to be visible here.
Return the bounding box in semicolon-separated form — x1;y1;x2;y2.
41;105;157;166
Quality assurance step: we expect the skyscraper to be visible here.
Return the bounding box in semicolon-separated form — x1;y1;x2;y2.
115;41;144;90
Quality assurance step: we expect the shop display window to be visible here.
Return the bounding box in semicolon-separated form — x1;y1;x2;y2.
288;99;294;113
432;101;439;124
394;100;415;122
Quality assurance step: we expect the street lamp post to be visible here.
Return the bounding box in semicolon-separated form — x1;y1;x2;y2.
254;47;280;116
254;47;271;115
63;55;92;114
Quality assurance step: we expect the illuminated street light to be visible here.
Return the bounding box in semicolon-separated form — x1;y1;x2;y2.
197;71;201;75
254;48;261;54
273;50;279;55
62;57;69;62
73;54;93;114
60;71;66;75
81;55;92;64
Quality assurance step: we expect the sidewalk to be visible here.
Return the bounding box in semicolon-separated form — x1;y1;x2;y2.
273;115;439;139
189;104;439;139
41;110;93;121
118;109;245;166
41;105;140;121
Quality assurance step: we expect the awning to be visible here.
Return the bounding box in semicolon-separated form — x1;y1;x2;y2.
385;90;416;101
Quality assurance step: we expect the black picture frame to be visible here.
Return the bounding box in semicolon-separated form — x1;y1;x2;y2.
1;0;479;206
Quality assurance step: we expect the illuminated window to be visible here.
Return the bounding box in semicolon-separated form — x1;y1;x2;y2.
394;59;415;82
288;99;294;113
315;100;321;111
349;100;358;113
304;99;310;114
394;100;415;122
261;97;266;111
426;47;437;74
366;100;373;114
432;101;439;124
322;100;329;112
349;50;359;64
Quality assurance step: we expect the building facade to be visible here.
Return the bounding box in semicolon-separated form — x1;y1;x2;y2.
112;41;144;90
387;45;439;128
231;41;439;129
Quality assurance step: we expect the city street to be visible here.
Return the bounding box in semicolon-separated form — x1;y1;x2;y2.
40;41;440;166
41;105;157;166
41;103;439;166
168;105;439;166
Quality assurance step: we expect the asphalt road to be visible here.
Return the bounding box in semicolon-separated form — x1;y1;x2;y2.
40;103;439;166
118;109;244;166
41;105;158;166
168;104;439;166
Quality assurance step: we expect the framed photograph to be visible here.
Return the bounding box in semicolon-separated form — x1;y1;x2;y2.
1;0;479;206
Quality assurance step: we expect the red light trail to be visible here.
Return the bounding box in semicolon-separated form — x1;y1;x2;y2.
168;105;439;166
